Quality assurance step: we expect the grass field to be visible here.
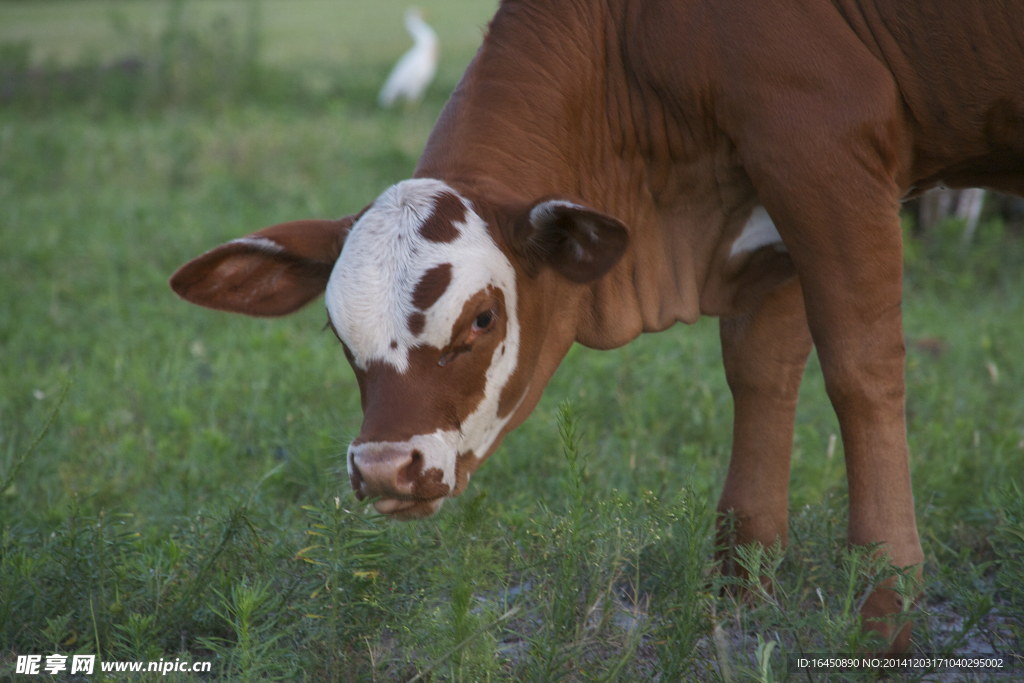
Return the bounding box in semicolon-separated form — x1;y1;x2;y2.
0;0;495;70
2;1;1023;680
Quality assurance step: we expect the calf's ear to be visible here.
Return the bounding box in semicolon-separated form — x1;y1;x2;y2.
170;216;354;317
517;199;629;283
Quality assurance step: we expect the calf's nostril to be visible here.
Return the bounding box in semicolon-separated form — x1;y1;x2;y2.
349;455;367;498
398;450;424;486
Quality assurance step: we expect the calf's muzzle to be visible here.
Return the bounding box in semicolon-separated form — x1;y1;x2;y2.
350;444;419;496
348;440;452;518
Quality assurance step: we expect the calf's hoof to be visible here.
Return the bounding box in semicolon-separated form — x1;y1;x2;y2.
859;580;915;654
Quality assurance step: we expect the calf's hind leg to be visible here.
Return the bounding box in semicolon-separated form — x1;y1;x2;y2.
717;278;813;576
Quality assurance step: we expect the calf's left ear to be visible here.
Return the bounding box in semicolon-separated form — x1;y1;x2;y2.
170;216;354;317
517;199;629;283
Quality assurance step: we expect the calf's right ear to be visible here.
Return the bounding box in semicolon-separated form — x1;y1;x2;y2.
514;198;629;283
170;216;354;317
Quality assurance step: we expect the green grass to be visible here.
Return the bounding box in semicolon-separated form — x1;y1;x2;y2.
0;0;494;114
0;0;495;71
2;1;1023;680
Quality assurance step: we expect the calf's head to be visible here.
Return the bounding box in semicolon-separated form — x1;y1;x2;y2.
171;178;627;518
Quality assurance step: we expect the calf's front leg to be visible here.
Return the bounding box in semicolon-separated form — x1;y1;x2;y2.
802;250;922;652
745;158;923;652
717;11;924;649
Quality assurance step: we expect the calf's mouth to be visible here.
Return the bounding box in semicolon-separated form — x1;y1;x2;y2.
371;497;446;519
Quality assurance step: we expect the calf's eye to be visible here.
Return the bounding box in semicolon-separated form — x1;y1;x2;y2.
473;311;494;330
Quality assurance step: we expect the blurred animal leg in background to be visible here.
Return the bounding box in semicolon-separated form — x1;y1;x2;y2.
956;188;985;247
912;187;987;246
915;187;956;235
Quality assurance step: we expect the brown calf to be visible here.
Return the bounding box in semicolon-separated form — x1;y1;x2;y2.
172;0;1024;651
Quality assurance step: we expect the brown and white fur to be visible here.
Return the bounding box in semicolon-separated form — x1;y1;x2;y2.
172;0;1024;651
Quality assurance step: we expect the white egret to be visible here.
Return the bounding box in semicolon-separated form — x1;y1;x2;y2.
378;8;439;108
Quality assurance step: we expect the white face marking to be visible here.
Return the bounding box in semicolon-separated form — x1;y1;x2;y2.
328;179;525;495
327;179;516;373
230;236;283;254
729;206;787;258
